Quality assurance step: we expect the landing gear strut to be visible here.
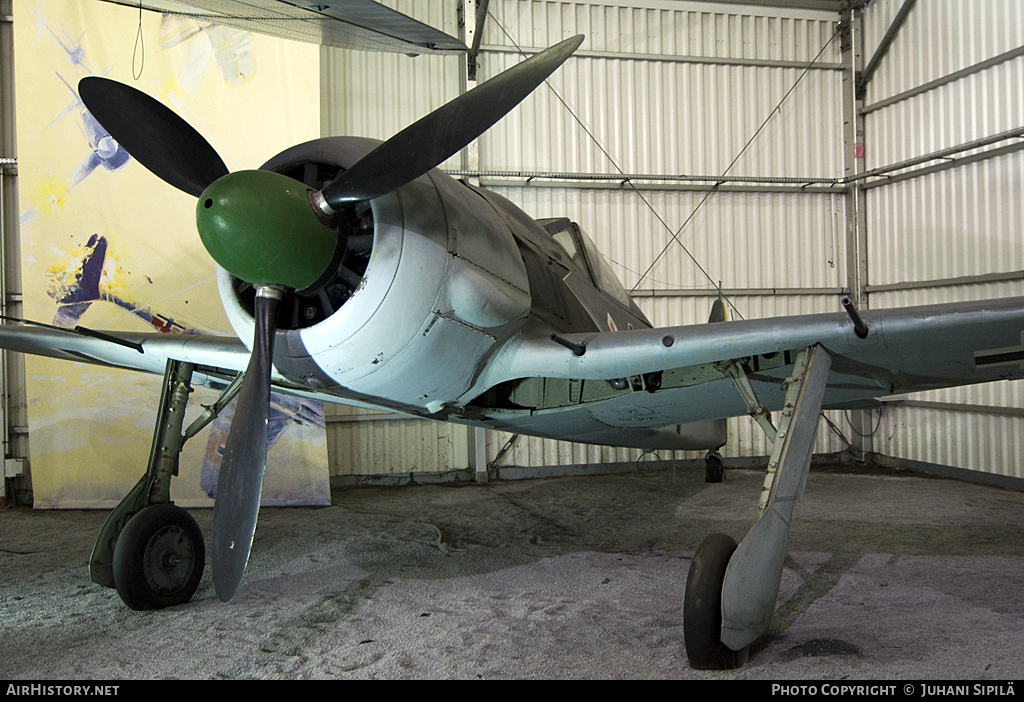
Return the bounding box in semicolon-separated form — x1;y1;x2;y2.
90;359;242;609
684;345;832;668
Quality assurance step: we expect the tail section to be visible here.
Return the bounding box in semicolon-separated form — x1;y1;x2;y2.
708;295;727;324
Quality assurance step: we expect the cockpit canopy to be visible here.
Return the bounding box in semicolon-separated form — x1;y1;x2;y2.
539;218;634;310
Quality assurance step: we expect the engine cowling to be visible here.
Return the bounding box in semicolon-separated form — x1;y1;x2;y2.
217;136;531;412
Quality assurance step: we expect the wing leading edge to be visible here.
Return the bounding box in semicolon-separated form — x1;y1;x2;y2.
0;323;248;380
0;323;429;417
474;297;1024;447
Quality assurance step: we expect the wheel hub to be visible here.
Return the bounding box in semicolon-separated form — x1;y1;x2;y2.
143;525;196;595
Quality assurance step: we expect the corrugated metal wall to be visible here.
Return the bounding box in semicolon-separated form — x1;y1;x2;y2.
321;0;469;481
321;0;849;480
324;0;1024;482
860;0;1024;479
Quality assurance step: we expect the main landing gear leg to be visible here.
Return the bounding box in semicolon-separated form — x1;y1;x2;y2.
89;359;242;609
684;344;832;669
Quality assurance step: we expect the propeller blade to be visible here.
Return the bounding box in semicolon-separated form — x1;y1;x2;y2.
211;286;282;602
78;76;229;197
320;34;585;208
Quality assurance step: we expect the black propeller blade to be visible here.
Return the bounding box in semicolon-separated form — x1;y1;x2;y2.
319;34;585;209
211;287;282;602
78;77;229;197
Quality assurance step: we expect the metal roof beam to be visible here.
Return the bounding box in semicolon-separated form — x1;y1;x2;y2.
480;45;843;71
467;0;489;81
861;45;1024;115
856;0;917;99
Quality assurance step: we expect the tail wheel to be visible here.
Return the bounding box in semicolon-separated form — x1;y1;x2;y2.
113;503;205;610
684;533;748;669
704;451;724;483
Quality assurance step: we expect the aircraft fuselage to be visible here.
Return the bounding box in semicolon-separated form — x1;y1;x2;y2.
218;136;648;416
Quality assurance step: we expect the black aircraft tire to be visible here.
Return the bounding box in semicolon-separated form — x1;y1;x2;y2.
683;533;748;669
704;451;724;483
113;503;206;610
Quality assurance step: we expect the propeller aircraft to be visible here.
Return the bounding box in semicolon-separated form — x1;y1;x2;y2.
4;33;1024;671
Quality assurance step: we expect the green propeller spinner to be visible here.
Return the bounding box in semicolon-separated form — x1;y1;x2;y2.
196;170;337;291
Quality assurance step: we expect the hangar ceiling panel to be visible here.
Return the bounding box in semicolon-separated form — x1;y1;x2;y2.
99;0;466;53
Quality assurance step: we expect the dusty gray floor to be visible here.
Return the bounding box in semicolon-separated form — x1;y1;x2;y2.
2;465;1024;679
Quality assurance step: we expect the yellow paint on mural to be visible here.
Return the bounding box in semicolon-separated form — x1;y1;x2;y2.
15;0;326;509
27;174;70;218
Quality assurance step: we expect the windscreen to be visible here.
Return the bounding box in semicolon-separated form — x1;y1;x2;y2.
573;225;633;308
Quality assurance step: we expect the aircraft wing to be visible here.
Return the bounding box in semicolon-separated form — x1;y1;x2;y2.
0;322;248;380
6;296;1024;449
0;321;437;418
98;0;467;54
483;297;1024;446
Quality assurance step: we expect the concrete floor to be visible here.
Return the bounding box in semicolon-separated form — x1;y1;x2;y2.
2;464;1024;679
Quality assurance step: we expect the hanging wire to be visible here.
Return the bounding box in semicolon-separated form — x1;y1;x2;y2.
487;14;841;322
488;17;734;315
634;449;659;473
632;27;842;305
821;411;853;449
132;0;145;80
844;405;886;438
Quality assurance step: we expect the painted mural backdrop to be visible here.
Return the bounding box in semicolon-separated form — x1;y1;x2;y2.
15;0;329;508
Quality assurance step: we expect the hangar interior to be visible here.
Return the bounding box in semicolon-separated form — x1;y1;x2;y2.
321;0;1024;488
2;0;1024;505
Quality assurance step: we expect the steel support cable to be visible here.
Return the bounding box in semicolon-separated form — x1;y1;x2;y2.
488;14;840;321
821;411;854;449
631;26;842;313
487;15;729;314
